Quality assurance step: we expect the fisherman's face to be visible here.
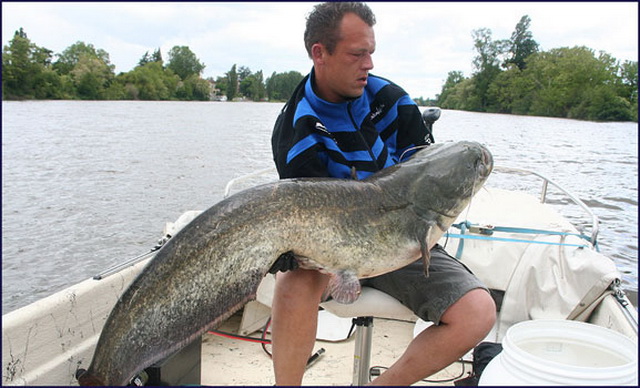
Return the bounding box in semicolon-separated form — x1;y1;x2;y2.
313;12;375;103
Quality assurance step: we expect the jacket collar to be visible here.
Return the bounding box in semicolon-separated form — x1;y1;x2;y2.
304;67;370;131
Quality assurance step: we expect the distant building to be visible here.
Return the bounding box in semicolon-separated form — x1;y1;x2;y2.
207;78;226;101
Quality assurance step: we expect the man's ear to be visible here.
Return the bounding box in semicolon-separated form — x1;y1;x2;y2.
311;43;325;64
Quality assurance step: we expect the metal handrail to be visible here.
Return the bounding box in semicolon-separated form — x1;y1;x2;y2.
492;165;599;246
223;166;277;198
92;236;170;280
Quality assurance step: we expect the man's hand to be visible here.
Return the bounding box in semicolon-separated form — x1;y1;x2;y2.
268;251;299;274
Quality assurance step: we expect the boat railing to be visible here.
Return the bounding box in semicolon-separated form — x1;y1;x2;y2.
491;166;599;246
223;166;277;198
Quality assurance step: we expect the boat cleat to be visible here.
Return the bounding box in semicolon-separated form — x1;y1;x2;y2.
468;224;494;236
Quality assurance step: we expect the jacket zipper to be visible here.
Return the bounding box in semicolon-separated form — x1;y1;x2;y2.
348;102;381;170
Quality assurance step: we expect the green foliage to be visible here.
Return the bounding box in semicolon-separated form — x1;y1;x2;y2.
412;96;438;106
505;15;539;70
213;75;228;96
437;71;465;106
486;66;535;114
138;48;163;67
440;78;482;111
618;60;638;107
53;41;114;76
176;74;212;101
118;62;180;100
240;70;267;101
471;28;508;111
225;64;239;101
217;64;274;101
523;47;619;118
437;17;637;122
71;54;115;99
166;46;205;80
569;85;633;121
2;28;57;99
265;71;304;101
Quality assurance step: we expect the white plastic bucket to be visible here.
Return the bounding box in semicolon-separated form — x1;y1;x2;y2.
479;319;638;386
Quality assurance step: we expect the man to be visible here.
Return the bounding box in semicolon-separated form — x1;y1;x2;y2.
269;2;496;385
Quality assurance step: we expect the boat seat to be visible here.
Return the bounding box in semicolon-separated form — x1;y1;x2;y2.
321;287;418;385
254;275;418;385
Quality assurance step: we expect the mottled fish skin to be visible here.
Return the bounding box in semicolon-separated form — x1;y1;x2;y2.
78;141;492;386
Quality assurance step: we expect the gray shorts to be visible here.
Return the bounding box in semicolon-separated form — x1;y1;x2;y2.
360;244;487;325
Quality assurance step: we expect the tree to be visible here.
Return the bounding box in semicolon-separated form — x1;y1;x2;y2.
618;60;638;106
214;75;228;96
471;28;508;111
49;41;115;99
505;15;539;70
118;61;179;100
2;28;58;99
437;70;465;106
177;75;211;101
71;54;115;99
2;28;34;97
439;77;480;111
53;41;113;75
521;46;628;119
265;71;304;101
138;48;163;67
236;65;267;100
166;46;205;80
486;66;535;114
239;70;266;101
570;84;633;121
225;64;238;100
237;66;252;82
253;70;266;101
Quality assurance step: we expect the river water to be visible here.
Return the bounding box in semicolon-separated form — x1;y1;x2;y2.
2;100;637;313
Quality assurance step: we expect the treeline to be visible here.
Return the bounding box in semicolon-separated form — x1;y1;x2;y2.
436;16;638;122
2;28;303;102
3;20;638;122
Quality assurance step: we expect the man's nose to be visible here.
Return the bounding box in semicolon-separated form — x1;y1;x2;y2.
362;53;374;70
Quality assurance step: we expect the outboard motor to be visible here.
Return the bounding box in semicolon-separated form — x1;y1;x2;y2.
422;106;441;135
422;107;441;124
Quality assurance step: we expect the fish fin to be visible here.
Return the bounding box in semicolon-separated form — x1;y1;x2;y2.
420;227;432;277
327;270;361;304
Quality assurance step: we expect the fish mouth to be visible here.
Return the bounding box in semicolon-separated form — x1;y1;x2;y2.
477;146;493;179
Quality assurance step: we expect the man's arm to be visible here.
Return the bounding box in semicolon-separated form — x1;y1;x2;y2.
272;106;332;179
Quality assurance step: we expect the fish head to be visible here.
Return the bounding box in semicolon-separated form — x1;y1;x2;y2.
404;141;493;229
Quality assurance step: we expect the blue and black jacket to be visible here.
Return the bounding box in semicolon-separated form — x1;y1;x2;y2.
271;69;434;180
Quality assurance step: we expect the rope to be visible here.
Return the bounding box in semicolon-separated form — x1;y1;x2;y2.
447;221;595;259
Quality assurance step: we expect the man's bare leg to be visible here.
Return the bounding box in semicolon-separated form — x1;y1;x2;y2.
370;289;496;386
271;269;330;385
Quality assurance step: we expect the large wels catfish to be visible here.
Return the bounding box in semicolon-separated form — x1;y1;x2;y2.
78;141;493;385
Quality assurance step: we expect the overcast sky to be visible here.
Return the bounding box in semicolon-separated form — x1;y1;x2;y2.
3;1;638;99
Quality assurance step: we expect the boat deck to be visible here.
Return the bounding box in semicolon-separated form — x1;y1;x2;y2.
201;310;465;386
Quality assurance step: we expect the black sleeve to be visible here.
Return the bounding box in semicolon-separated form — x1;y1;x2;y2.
271;81;330;179
398;103;434;148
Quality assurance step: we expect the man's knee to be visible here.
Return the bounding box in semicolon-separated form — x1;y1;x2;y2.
442;288;496;335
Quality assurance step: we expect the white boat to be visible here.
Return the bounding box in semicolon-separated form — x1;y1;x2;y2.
2;110;638;386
